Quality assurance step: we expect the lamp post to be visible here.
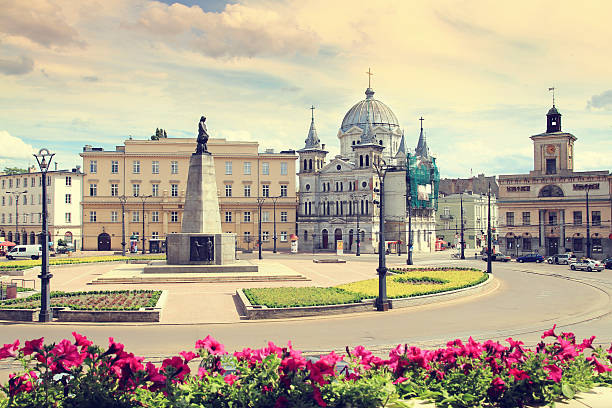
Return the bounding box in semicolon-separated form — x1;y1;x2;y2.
312;233;316;256
257;197;265;259
373;158;390;311
460;192;465;259
6;190;27;244
406;151;413;265
33;148;54;323
487;183;492;274
272;196;279;253
139;195;152;254
586;188;591;258
351;194;362;256
118;195;127;256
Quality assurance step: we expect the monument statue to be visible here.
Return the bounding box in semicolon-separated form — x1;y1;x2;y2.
196;116;209;154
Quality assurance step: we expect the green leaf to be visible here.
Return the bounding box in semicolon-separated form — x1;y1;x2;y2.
561;383;575;399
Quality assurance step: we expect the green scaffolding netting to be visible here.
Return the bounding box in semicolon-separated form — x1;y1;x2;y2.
406;154;439;210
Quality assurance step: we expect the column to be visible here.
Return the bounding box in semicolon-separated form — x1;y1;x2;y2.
559;209;565;253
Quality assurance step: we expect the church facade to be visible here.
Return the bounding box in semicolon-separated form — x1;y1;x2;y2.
297;83;438;254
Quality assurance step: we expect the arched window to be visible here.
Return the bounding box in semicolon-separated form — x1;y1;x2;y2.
360;200;364;215
308;159;312;170
303;159;307;171
335;182;338;191
336;201;339;214
365;200;369;214
304;202;308;215
359;155;363;167
538;185;564;197
365;155;370;166
308;202;312;215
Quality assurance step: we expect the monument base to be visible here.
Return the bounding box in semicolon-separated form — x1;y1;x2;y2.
166;233;235;265
142;260;258;274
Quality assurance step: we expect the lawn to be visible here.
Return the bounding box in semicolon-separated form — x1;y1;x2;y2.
245;268;487;308
0;290;162;310
0;254;166;271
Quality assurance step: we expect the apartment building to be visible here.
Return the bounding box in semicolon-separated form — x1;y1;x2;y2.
0;165;84;248
80;137;297;252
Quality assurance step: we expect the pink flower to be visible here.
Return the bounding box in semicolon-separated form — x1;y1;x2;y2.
508;368;530;381
72;332;93;349
161;356;191;382
51;339;82;370
580;336;596;350
487;377;507;400
224;374;238;385
179;350;197;363
21;338;44;356
544;364;563;382
195;335;226;355
197;367;209;379
145;362;166;390
587;357;612;374
541;325;557;339
393;377;408;384
0;340;19;360
107;337;125;355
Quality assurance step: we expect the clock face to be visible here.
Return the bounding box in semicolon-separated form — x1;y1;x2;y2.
546;144;556;154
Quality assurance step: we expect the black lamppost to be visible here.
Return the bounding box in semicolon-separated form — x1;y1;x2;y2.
118;195;127;256
373;158;390;311
460;192;465;260
33;148;54;323
351;194;362;256
139;194;152;254
586;188;591;258
406;151;413;265
257;197;265;259
272;196;279;253
487;183;492;274
6;190;27;244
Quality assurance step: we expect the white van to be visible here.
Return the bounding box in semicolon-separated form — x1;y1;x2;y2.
6;245;43;260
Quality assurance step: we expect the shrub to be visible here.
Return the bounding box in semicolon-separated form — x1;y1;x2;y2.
0;290;161;311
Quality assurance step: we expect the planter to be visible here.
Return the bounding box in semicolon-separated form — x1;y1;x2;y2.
0;308;37;321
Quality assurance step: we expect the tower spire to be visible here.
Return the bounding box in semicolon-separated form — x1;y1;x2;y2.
549;87;555;106
303;105;321;149
366;68;373;89
415;116;430;159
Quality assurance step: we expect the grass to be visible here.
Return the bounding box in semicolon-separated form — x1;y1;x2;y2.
245;268;488;308
0;290;162;311
0;254;166;271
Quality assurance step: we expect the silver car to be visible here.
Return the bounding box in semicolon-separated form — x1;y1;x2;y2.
570;259;604;272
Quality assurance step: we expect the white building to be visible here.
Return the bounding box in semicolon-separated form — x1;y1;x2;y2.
0;165;83;249
297;83;438;254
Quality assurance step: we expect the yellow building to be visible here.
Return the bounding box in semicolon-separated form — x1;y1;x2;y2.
80;138;297;252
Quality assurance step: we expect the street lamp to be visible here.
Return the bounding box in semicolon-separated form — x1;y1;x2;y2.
271;196;280;253
460;192;465;260
350;194;363;256
33;148;54;323
406;151;413;265
138;194;152;254
486;183;492;274
373;158;390;312
257;197;265;259
118;195;128;256
6;190;27;244
586;187;591;258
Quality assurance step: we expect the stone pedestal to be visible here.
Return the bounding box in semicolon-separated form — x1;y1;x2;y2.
182;153;222;234
166;233;235;265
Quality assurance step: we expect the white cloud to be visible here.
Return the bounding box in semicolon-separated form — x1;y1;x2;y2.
0;131;36;159
0;55;34;75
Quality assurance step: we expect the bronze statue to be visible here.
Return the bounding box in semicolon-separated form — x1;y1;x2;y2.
196;116;209;154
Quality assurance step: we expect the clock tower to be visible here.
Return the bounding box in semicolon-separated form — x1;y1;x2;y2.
530;103;576;176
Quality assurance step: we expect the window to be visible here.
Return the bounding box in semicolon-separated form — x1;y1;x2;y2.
8;214;11;223
225;184;232;197
262;162;269;175
573;211;582;225
66;176;71;186
22;196;26;205
262;231;269;241
522;212;530;226
243;211;251;222
506;212;514;226
280;162;288;175
111;160;119;174
171;161;178;174
548;212;557;225
65;213;71;223
132;211;140;222
111;211;118;222
225;161;232;175
593;238;603;253
65;194;71;204
22;214;27;223
304;230;308;241
243;231;251;242
89;183;97;196
152;161;159;174
152;184;159;197
90;160;97;173
262;211;270;222
8;196;12;206
31;177;35;187
573;238;583;252
1;180;3;189
592;211;601;226
23;178;27;187
280;231;288;242
171;184;178;197
151;211;159;222
243;162;251;175
1;214;4;222
16;179;19;188
151;231;159;240
133;184;140;197
522;238;531;251
506;237;515;250
280;185;288;197
111;184;118;197
133;161;140;174
171;211;179;223
262;184;270;197
280;211;288;222
225;211;232;222
244;185;251;197
545;158;556;175
89;211;97;222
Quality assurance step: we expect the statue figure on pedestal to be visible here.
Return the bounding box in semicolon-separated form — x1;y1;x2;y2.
196;116;209;154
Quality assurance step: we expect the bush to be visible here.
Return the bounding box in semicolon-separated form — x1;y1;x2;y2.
244;287;365;308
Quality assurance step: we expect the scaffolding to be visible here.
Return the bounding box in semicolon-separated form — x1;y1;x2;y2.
406;154;439;210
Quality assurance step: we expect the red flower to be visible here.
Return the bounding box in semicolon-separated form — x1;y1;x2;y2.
179;350;197;363
312;385;327;407
224;374;238;385
145;362;166;390
580;336;596;350
544;364;563;382
195;335;226;355
161;356;191;382
72;332;93;349
508;368;530;381
393;377;408;384
8;371;37;396
0;340;19;360
21;338;44;356
487;376;507;400
107;337;125;355
51;339;83;371
541;325;557;339
587;357;612;373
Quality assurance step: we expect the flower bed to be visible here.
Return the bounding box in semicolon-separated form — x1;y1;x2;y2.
0;290;161;311
0;326;610;407
0;254;166;271
244;287;366;308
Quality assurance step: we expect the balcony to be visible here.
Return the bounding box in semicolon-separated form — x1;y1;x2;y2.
440;214;454;220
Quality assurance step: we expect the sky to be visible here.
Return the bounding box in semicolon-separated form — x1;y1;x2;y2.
0;0;611;178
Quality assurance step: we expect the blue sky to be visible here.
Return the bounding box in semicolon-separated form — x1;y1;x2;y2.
0;0;611;177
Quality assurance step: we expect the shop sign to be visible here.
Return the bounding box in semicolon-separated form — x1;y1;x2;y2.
506;186;530;192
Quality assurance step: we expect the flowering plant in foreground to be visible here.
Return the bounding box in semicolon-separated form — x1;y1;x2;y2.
0;326;610;408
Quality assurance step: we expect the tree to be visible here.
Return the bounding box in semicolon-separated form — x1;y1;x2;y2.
3;167;28;175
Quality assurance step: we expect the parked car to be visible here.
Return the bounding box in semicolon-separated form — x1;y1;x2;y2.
482;252;511;262
570;259;604;272
602;257;612;269
547;253;576;265
516;253;545;263
6;245;42;260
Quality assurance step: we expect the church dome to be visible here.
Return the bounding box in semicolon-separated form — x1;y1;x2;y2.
340;88;400;132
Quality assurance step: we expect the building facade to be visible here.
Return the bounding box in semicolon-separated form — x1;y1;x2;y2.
80;138;297;252
0;165;84;249
297;84;438;254
498;103;611;258
436;192;498;252
439;174;499;197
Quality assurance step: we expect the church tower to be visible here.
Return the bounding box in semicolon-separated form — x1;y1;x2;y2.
297;106;327;173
